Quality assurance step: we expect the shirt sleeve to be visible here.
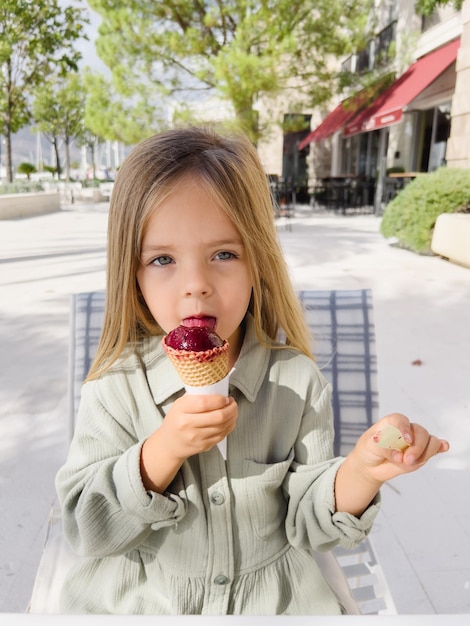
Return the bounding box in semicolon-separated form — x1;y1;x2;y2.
284;377;381;552
55;379;187;558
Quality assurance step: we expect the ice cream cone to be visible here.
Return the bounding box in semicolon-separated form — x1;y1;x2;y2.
162;341;230;387
162;326;231;459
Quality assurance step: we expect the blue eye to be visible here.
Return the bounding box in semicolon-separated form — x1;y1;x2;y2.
151;255;174;266
215;251;236;261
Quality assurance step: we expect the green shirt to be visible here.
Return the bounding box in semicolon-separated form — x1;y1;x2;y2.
56;314;380;614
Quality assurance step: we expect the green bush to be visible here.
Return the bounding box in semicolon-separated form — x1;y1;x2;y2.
17;162;37;179
0;180;44;195
380;167;470;253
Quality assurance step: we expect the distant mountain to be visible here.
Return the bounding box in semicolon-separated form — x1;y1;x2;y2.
5;126;82;169
3;126;130;180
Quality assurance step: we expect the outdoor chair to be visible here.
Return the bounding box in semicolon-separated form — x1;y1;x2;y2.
29;289;395;615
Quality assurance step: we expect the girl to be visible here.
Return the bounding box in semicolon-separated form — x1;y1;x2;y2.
56;126;449;615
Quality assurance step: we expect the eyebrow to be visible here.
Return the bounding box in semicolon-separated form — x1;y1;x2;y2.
141;238;244;252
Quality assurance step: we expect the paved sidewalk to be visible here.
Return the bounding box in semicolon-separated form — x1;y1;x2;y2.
1;203;469;614
0;204;108;613
279;209;470;614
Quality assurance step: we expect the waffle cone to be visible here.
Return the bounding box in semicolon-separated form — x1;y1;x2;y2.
163;340;229;387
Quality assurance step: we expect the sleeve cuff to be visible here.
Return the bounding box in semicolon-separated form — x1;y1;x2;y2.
113;442;187;528
319;459;381;549
331;495;381;548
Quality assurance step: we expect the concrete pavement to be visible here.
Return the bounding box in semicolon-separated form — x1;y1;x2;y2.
0;202;469;614
0;203;108;612
279;209;470;614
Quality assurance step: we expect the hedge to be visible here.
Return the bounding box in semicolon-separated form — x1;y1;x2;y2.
380;167;470;253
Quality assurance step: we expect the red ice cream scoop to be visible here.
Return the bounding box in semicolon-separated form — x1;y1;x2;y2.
164;325;225;352
162;326;230;387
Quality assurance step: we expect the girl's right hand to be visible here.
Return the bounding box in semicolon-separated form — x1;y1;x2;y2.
140;394;237;493
160;393;238;461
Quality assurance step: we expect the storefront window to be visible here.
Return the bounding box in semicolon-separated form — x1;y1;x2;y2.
282;113;311;202
340;135;358;175
341;131;380;179
429;102;451;170
418;102;451;172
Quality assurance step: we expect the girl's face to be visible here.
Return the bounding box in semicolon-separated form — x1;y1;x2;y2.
137;178;253;366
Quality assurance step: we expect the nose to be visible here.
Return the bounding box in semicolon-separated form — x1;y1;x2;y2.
183;261;212;298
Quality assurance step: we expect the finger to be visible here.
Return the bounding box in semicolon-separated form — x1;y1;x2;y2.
181;393;232;413
190;398;238;429
403;434;447;466
439;439;450;453
196;412;238;447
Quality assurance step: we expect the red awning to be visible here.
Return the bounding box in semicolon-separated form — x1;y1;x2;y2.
298;78;393;150
298;100;360;150
343;38;460;137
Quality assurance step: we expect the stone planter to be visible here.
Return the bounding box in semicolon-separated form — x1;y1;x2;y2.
431;213;470;268
66;183;114;204
0;191;61;220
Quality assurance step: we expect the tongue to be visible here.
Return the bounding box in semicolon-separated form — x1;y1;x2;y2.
183;316;216;331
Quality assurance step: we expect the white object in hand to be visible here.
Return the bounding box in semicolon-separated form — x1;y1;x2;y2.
374;424;409;451
184;370;232;459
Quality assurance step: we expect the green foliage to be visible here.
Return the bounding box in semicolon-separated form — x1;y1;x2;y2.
0;181;44;194
33;74;85;141
0;0;89;181
43;165;57;177
88;0;374;142
82;179;103;188
32;72;87;180
380;167;470;253
17;162;37;179
82;70;167;145
415;0;462;16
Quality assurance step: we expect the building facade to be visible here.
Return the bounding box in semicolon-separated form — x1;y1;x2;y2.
446;0;470;167
257;0;470;211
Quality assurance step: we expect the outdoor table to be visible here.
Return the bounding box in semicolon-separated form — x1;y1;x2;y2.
383;172;427;204
388;171;426;178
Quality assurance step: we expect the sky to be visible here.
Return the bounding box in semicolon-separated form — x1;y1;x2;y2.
64;0;107;72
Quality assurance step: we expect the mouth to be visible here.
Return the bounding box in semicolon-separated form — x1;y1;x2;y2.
182;316;217;331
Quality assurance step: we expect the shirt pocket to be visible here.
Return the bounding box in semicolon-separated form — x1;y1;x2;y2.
243;457;292;539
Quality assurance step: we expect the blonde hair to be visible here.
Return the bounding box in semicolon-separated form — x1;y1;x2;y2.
87;126;312;380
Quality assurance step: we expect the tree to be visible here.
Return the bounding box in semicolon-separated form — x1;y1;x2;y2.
17;162;36;180
43;164;58;178
32;73;86;181
0;0;88;182
88;0;373;143
416;0;463;14
82;70;167;146
76;128;105;181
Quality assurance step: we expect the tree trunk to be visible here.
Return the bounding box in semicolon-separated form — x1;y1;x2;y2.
235;100;259;145
2;60;15;183
4;121;13;183
53;138;62;178
90;143;96;179
65;136;71;182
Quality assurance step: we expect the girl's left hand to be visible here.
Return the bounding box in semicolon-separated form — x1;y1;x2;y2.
357;413;450;484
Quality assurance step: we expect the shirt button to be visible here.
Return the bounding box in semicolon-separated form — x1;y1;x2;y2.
214;575;229;585
210;491;225;505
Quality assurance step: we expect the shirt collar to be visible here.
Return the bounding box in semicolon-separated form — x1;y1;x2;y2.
229;313;271;402
146;313;271;405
